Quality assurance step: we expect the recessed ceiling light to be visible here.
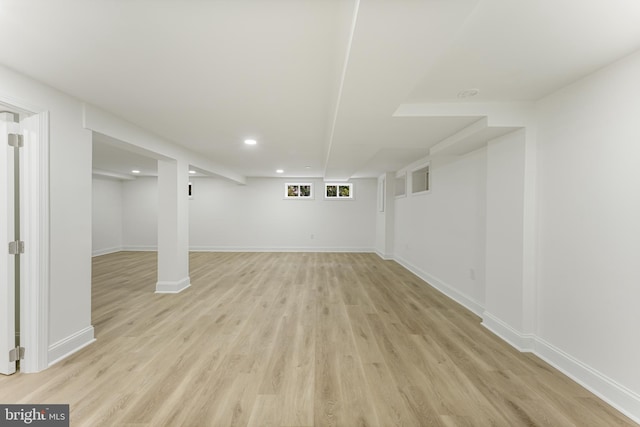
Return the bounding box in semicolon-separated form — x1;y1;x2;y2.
244;139;257;145
457;88;480;98
131;170;140;174
276;169;284;174
189;170;196;174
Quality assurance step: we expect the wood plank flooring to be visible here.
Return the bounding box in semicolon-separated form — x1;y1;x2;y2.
0;251;636;426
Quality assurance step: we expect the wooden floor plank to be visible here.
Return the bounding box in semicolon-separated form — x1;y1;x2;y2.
0;252;636;427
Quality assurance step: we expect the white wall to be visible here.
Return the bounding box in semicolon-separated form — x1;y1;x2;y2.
386;49;640;421
122;177;158;250
92;177;123;256
536;50;640;399
117;176;377;252
189;177;376;251
0;64;94;361
393;150;487;314
484;130;526;331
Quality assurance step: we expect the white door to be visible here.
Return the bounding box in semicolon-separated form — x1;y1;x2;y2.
0;114;17;375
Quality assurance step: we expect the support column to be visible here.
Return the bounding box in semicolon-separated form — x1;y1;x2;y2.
382;172;396;258
483;129;534;350
156;158;190;293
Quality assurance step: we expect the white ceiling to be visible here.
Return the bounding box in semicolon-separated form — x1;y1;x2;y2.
2;0;640;180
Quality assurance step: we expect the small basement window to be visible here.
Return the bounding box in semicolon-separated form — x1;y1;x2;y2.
285;183;313;199
324;183;353;199
411;164;430;194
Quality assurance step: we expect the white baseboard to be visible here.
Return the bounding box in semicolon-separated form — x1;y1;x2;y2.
48;326;95;367
375;250;393;260
92;246;123;257
533;337;640;425
122;245;157;252
481;311;640;423
189;246;375;253
156;276;191;294
481;311;535;352
391;258;639;422
95;246;376;254
393;255;484;316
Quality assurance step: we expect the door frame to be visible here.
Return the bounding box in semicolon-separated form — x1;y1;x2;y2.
0;96;49;373
0;114;17;375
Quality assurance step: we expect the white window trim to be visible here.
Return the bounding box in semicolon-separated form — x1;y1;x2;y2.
410;162;430;196
324;182;354;200
284;182;314;199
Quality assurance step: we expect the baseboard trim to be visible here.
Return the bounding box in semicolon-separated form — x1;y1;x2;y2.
95;246;376;254
481;310;640;423
122;245;157;252
390;256;640;421
156;277;191;294
375;250;393;260
481;311;535;352
48;326;95;367
189;246;375;253
92;246;123;257
393;255;484;316
533;337;640;424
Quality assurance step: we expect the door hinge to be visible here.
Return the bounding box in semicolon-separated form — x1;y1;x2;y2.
8;240;24;255
8;133;23;148
9;347;24;363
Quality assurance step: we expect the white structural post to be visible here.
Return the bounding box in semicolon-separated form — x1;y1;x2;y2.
156;158;190;293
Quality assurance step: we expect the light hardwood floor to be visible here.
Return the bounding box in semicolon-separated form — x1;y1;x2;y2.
0;251;636;426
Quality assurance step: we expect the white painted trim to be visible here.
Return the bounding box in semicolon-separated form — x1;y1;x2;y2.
481;313;640;422
409;161;431;196
390;254;640;422
533;337;640;425
92;246;123;257
122;245;157;252
323;182;355;200
374;250;394;260
0;99;51;372
481;311;535;352
0;115;16;375
394;255;484;316
94;247;377;255
283;182;315;200
0;100;50;372
0;93;46;117
19;111;50;372
189;246;375;253
48;326;95;367
155;277;191;294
